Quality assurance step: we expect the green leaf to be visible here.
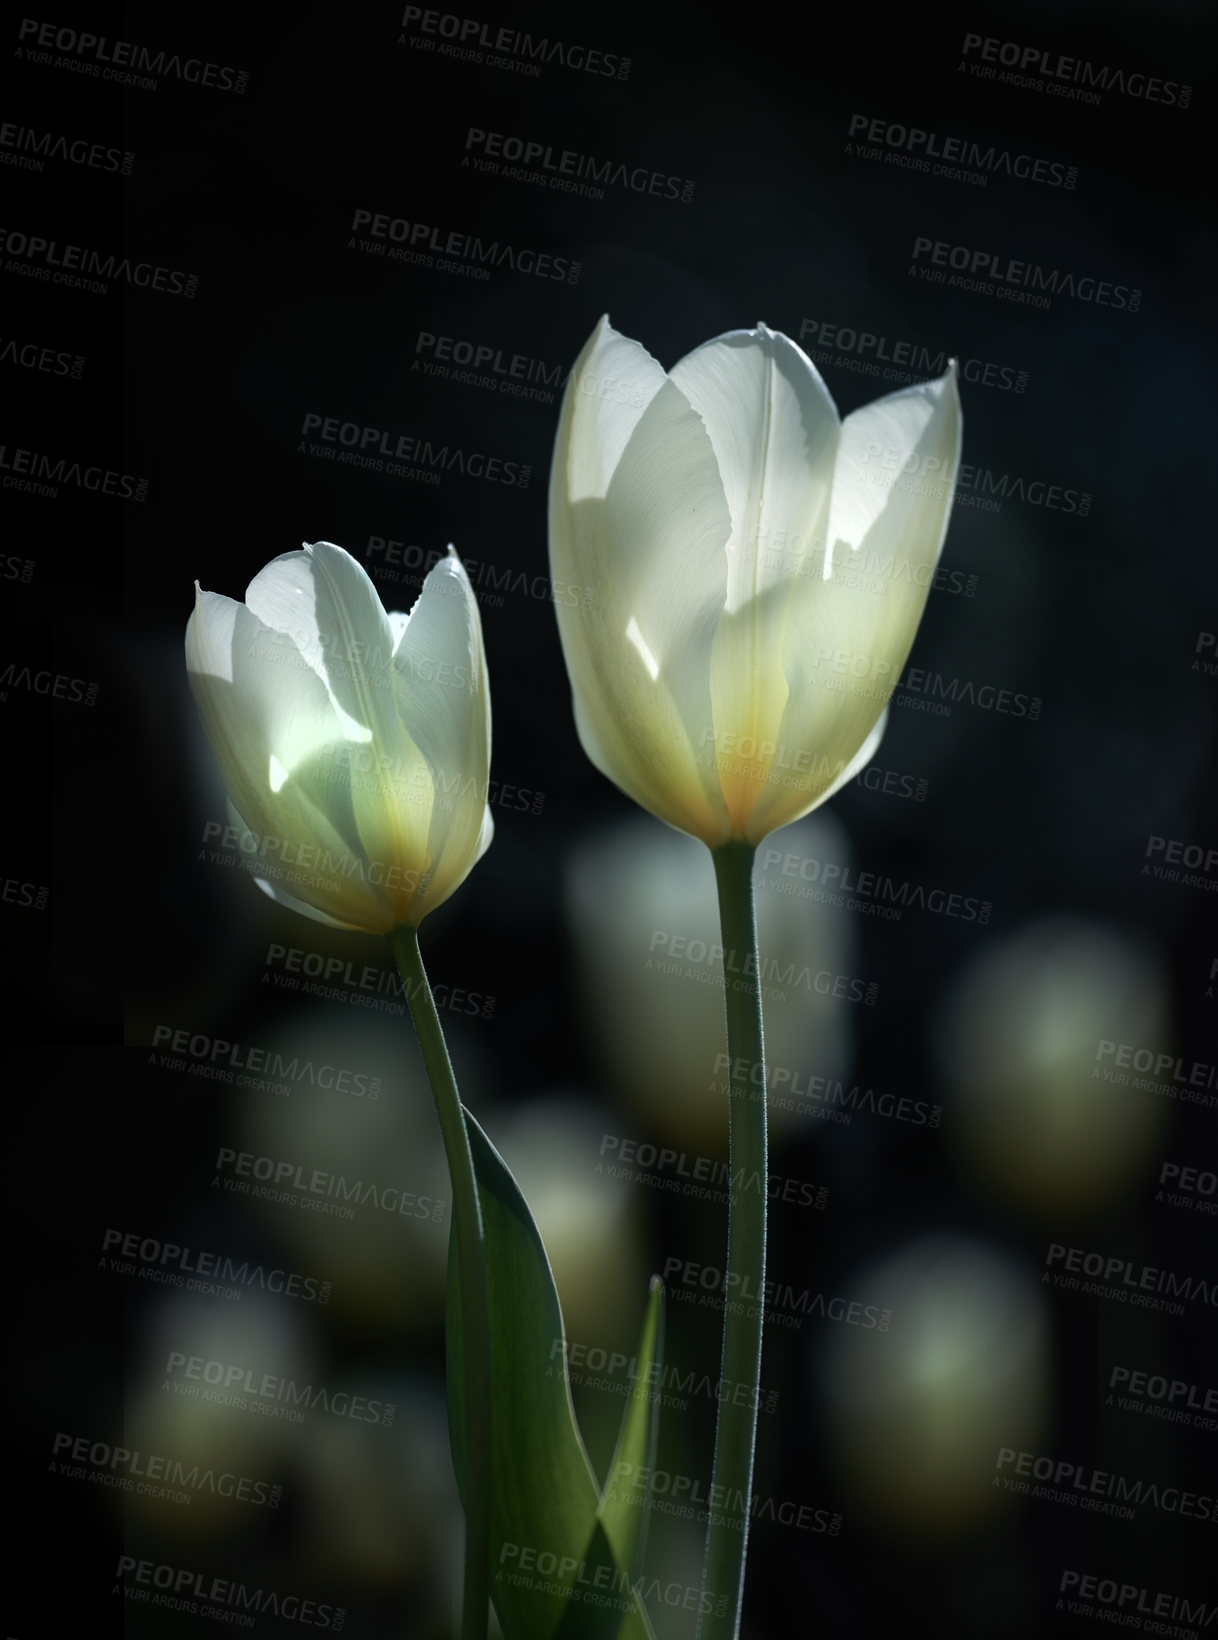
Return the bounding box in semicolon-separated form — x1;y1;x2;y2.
596;1277;665;1587
447;1110;660;1640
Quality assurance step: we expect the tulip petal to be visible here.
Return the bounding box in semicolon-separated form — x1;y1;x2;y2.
251;875;366;929
817;705;888;805
744;707;887;845
669;325;839;607
186;591;271;841
243;541;436;915
244;541;401;747
669;328;840;834
222;797;374;933
391;550;492;920
826;365;961;596
562;315;670;504
187;588;344;839
473;802;495;867
187;587;395;931
550;351;735;843
747;369;960;836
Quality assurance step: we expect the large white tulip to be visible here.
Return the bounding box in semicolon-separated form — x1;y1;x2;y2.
186;540;493;932
548;316;961;847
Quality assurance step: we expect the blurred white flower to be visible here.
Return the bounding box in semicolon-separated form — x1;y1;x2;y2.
565;810;858;1147
490;1099;647;1343
816;1235;1049;1537
934;916;1166;1217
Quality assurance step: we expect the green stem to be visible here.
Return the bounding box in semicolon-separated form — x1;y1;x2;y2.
388;924;490;1640
698;841;766;1640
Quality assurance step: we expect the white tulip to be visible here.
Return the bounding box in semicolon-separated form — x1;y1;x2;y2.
186;540;493;932
548;316;961;847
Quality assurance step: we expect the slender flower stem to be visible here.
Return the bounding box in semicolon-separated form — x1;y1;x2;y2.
388;924;490;1640
698;841;767;1640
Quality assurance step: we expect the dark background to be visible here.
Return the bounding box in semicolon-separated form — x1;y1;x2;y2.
4;1;1216;1635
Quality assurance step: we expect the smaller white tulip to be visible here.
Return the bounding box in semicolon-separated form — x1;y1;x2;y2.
185;540;493;932
548;316;962;848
